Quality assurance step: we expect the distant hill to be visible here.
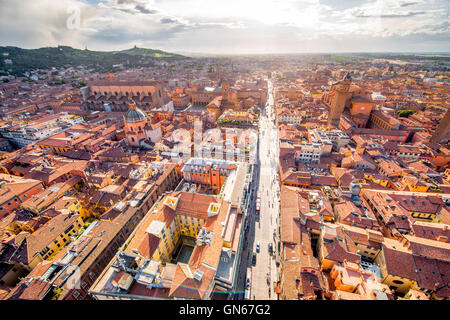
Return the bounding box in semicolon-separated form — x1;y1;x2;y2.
116;47;183;58
0;45;188;77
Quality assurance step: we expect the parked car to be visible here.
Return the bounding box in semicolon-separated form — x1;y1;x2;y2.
268;243;273;254
256;241;260;253
252;253;257;266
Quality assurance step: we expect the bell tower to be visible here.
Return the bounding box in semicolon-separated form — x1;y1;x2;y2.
431;108;450;144
221;81;230;102
327;72;351;128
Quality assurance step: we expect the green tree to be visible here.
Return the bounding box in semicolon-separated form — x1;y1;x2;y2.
397;110;413;118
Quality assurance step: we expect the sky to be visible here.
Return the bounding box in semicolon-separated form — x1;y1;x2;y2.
0;0;448;54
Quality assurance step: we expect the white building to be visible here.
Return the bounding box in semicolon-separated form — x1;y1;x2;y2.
371;92;386;102
296;143;323;164
310;128;350;150
0;113;84;148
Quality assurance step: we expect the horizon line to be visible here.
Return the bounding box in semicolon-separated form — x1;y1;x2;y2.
1;44;449;56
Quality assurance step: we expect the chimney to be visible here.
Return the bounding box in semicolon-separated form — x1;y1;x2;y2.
402;237;411;249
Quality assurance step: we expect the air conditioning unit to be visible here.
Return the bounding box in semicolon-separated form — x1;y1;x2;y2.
193;269;204;282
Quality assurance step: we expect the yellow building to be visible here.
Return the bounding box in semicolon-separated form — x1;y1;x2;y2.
330;261;391;299
375;238;416;294
86;171;114;189
340;224;384;261
90;190;234;300
7;197;87;233
369;110;400;130
364;173;389;187
53;196;90;220
402;175;429;193
123;193;220;263
373;235;450;298
9;213;84;270
20;182;75;215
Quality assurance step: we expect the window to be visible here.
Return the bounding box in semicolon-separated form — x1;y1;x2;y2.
64;225;74;234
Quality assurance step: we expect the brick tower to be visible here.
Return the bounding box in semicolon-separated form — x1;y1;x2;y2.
431;108;450;144
327;72;352;128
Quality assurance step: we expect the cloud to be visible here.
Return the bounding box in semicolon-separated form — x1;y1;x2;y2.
99;0;158;15
352;9;426;18
319;0;373;11
0;0;448;53
160;17;178;24
399;1;421;7
135;5;157;14
0;0;97;48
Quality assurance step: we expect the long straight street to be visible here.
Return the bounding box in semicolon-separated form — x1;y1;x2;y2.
235;78;280;300
251;78;280;300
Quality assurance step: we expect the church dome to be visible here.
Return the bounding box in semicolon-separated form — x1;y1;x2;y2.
125;100;147;122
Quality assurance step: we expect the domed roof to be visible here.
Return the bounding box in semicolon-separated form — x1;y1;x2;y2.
125;101;147;122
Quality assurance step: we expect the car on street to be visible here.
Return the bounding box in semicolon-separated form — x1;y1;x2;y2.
252;253;257;266
256;241;260;252
268;243;273;255
245;268;252;299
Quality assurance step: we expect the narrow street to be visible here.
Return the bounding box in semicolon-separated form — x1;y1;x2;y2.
235;78;280;300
